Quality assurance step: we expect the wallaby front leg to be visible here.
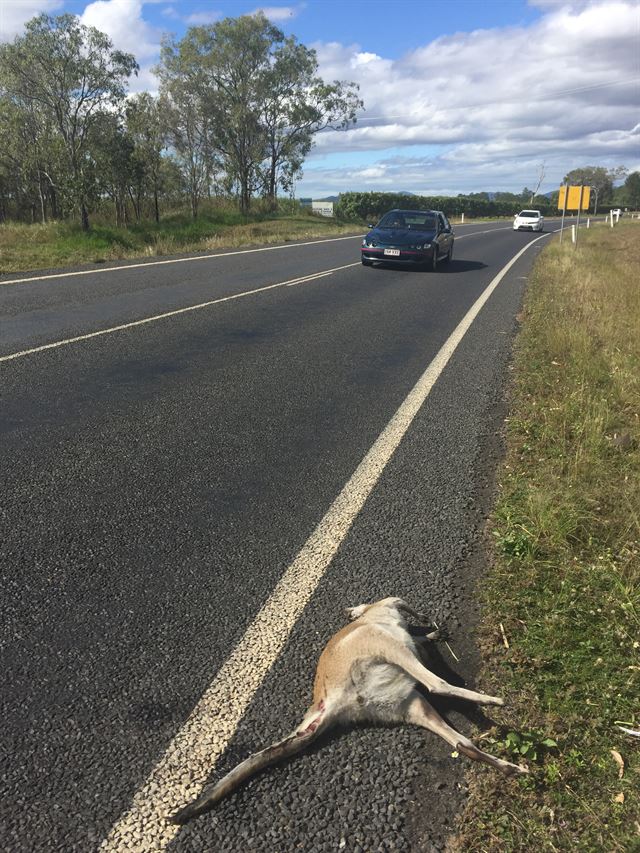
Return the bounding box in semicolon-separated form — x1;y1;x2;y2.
405;692;527;777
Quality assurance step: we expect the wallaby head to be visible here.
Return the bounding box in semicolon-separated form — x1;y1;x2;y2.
169;597;527;825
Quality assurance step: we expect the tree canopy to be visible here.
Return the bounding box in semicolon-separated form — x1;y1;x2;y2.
0;13;138;229
0;11;362;226
562;165;627;213
155;13;362;215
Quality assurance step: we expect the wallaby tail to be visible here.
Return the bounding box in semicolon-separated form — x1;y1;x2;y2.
169;707;327;825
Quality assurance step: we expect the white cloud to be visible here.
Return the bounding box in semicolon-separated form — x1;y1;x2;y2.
351;51;378;66
527;0;593;8
250;5;303;21
80;0;161;61
3;0;636;196
0;0;63;41
185;9;222;25
127;61;160;95
299;0;640;195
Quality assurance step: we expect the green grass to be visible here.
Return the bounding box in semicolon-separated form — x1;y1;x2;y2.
450;222;640;852
0;207;364;274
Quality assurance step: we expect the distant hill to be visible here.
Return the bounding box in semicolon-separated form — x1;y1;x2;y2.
305;190;556;203
311;192;416;202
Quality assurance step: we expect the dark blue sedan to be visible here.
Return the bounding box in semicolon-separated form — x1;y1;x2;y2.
361;209;454;271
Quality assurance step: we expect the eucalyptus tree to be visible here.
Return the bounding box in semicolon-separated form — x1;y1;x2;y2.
163;13;362;215
0;96;41;221
563;165;627;213
91;113;137;226
171;14;280;216
622;171;640;209
156;38;217;219
126;93;166;222
0;13;137;230
259;38;362;210
0;91;64;222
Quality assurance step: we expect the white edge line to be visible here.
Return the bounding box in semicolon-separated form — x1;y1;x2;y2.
0;263;359;363
99;231;550;852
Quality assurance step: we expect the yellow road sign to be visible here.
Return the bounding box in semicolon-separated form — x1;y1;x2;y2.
558;185;591;210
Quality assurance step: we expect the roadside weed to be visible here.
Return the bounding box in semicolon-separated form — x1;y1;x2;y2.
0;210;361;274
450;222;640;852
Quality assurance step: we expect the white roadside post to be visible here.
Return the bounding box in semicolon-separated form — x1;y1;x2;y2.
610;211;614;228
559;184;568;243
461;213;465;223
587;218;590;228
574;185;584;248
572;224;576;243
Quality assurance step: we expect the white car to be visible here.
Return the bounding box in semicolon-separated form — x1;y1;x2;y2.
513;210;544;231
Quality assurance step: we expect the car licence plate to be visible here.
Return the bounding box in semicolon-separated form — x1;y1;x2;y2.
384;248;400;256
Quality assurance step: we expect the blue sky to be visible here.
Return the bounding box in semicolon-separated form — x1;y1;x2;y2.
144;0;545;54
2;0;639;198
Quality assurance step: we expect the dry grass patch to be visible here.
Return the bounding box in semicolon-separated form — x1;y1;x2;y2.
0;214;362;274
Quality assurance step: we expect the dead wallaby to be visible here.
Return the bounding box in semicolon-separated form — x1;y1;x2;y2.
169;597;527;824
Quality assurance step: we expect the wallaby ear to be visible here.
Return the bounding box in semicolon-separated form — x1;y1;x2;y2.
345;604;368;621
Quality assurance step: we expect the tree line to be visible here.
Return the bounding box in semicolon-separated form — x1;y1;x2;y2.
336;191;556;221
0;13;362;229
337;167;640;223
561;166;639;213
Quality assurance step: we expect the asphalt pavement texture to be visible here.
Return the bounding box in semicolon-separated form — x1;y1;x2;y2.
1;222;552;851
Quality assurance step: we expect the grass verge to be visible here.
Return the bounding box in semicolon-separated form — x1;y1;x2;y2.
450;222;639;851
0;210;363;275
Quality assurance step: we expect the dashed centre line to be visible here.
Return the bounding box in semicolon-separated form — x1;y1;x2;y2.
0;263;359;363
1;226;528;364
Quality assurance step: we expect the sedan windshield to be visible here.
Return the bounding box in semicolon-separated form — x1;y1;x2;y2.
378;212;437;230
519;211;540;218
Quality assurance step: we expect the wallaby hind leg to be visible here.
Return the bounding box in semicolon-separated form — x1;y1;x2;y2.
405;691;527;777
374;632;504;706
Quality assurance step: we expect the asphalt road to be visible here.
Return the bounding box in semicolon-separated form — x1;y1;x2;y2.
1;221;554;852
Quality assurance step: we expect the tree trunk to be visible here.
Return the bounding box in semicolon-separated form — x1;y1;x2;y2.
240;174;251;216
49;183;59;219
71;154;90;231
154;184;159;224
38;173;47;223
266;155;278;212
128;187;141;222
